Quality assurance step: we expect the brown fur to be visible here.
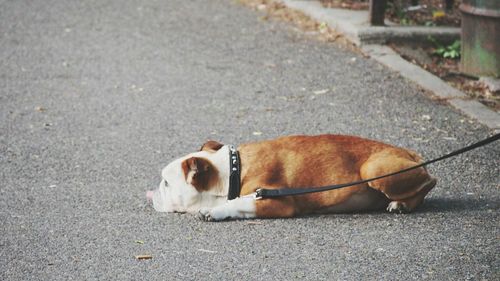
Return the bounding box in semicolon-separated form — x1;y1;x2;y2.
181;157;220;192
234;135;436;217
200;140;224;152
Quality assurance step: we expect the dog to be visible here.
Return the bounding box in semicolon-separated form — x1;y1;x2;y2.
147;135;437;221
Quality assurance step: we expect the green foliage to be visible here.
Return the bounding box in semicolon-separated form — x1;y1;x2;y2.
428;37;461;59
424;21;436;27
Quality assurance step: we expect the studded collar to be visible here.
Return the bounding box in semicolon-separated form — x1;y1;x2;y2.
227;145;241;200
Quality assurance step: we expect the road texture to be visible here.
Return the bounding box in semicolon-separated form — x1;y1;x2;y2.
1;0;498;280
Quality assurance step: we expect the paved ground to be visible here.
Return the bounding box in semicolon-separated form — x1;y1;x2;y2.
1;0;498;280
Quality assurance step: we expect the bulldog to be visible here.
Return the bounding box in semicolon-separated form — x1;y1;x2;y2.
147;135;436;221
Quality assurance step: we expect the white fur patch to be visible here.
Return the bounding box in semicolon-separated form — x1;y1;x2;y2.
198;194;257;221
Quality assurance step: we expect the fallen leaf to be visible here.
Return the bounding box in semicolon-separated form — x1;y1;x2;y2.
252;131;263;136
135;254;152;260
319;22;327;32
135;240;144;244
35;106;46;112
263;62;276;68
421;114;432;121
197;249;217;254
432;10;445;19
313;89;329;95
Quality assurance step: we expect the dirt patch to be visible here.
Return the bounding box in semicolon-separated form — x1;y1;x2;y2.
237;0;361;53
320;0;369;10
319;0;462;27
390;42;500;111
386;0;461;26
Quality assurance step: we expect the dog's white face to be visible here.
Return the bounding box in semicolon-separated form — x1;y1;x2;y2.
148;144;230;213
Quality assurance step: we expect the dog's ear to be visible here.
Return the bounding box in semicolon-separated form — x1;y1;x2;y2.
184;157;210;173
181;157;218;191
199;140;224;152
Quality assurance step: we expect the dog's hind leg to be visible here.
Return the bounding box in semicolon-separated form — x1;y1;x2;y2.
385;177;436;213
360;148;437;213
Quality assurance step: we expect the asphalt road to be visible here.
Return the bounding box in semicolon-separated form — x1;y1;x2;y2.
1;0;498;280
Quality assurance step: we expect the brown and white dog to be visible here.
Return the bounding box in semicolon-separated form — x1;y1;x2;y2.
147;135;437;221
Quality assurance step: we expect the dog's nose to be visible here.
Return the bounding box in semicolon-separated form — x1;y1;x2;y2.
146;190;154;201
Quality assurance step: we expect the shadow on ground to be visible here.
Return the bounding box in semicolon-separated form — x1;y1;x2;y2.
418;197;498;213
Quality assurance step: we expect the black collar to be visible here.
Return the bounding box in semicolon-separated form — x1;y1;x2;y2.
227;145;241;200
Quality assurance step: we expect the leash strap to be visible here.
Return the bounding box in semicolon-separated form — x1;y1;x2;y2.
255;133;500;199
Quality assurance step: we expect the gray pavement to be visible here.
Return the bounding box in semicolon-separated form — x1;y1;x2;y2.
0;0;498;280
280;0;499;129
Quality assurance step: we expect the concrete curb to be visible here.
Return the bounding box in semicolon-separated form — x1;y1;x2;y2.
282;0;460;45
281;0;500;130
362;45;500;129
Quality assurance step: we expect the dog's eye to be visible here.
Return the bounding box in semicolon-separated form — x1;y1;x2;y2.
163;179;169;186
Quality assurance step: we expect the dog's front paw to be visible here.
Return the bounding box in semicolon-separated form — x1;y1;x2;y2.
197;208;215;222
386;201;410;214
197;207;230;222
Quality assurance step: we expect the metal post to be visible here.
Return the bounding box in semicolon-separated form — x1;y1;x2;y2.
445;0;454;11
369;0;387;26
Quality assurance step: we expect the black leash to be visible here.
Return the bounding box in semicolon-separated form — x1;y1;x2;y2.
255;133;500;199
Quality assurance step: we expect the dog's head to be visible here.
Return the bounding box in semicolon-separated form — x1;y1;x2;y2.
147;141;230;213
